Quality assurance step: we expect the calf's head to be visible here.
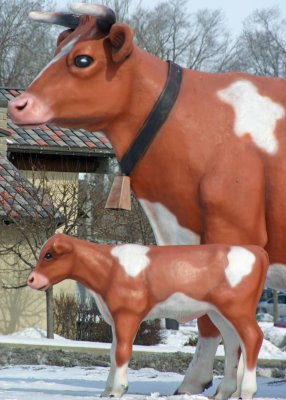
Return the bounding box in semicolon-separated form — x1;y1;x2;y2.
8;3;134;129
28;234;74;291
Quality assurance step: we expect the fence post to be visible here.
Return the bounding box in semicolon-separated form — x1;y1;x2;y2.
273;289;279;323
46;286;54;339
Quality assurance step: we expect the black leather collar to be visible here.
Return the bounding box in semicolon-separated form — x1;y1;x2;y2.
119;60;183;176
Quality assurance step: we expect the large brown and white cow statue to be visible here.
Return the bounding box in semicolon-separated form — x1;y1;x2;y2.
28;233;268;399
8;2;286;395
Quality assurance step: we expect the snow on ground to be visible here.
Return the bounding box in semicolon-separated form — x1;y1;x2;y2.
3;321;286;360
0;364;285;399
11;327;66;341
0;321;285;399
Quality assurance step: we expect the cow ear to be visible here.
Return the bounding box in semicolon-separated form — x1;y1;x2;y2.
109;24;134;63
53;235;73;255
56;29;74;47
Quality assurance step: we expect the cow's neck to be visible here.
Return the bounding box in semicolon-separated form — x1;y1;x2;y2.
70;244;113;295
103;48;169;161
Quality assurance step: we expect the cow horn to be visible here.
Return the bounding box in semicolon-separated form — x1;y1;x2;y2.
69;3;116;32
29;11;80;29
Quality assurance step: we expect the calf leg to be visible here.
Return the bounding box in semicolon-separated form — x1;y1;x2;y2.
175;315;221;394
235;319;263;400
208;311;240;400
102;313;141;398
102;328;117;397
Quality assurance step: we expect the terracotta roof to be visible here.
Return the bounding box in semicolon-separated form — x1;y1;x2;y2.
0;88;113;155
0;156;64;223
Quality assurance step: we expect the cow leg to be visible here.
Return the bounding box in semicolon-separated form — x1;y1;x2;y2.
231;353;244;398
175;315;221;394
199;144;267;248
190;145;267;396
102;313;141;398
208;311;240;400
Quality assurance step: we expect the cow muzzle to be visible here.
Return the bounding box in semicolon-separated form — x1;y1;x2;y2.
8;93;53;127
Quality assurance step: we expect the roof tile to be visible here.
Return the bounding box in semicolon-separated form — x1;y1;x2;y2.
0;156;64;222
0;87;114;155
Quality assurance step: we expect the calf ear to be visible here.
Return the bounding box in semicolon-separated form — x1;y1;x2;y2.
53;236;73;255
109;23;134;63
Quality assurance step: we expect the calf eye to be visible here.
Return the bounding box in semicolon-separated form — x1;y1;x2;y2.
74;55;93;68
44;252;53;260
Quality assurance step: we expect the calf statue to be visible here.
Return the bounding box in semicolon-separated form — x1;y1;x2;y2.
28;233;268;399
8;2;285;394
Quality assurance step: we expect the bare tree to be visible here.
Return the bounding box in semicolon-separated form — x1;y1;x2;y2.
79;171;155;246
186;8;235;72
129;0;234;70
0;171;90;336
0;173;93;285
0;0;56;87
99;0;134;22
229;8;286;77
0;167;155;335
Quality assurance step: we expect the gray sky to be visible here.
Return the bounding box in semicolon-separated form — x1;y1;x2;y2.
56;0;286;34
142;0;286;34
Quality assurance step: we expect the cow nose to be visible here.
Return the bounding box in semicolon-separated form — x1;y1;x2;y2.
14;99;28;111
28;275;34;284
9;95;32;117
8;93;53;126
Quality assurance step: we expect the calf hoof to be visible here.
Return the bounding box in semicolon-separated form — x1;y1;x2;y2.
174;380;213;395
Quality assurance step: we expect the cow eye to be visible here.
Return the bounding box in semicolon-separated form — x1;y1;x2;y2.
74;55;93;68
44;252;53;260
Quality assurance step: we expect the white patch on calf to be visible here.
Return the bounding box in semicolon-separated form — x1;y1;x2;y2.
139;199;200;245
89;290;114;326
225;246;255;288
240;366;257;399
112;362;128;396
145;292;213;321
111;244;150;277
217;80;285;154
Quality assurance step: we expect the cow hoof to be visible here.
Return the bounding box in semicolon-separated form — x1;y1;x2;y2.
174;379;213;395
204;380;213;390
101;385;128;398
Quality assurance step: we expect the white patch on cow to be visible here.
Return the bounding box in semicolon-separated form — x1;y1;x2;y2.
139;199;200;245
267;263;286;290
225;246;255;288
111;244;150;277
208;311;240;399
145;292;214;321
177;335;221;394
31;36;79;85
232;355;244;398
217;80;285;154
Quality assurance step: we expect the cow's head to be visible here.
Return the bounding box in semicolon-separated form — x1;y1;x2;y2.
27;233;74;291
9;3;134;130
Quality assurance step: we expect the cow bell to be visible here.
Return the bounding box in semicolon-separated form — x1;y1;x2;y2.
105;175;131;211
